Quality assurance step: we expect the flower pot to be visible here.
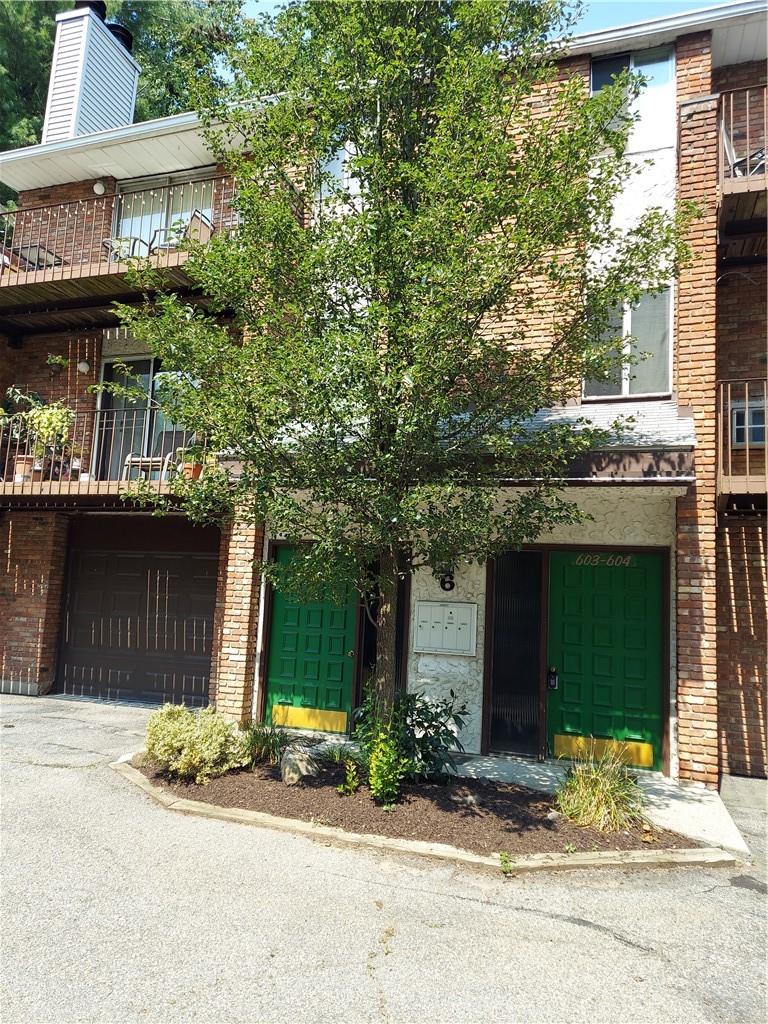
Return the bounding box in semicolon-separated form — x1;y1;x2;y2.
181;462;203;480
13;455;35;482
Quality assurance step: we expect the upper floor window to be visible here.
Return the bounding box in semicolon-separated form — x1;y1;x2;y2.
591;46;675;152
584;288;672;399
113;170;217;257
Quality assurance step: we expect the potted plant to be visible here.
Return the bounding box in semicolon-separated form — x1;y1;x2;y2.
4;388;75;482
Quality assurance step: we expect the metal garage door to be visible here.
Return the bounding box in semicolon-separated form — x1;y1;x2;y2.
56;517;219;705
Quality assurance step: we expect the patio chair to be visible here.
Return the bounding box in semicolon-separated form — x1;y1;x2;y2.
121;429;196;483
102;235;149;262
149;210;215;255
723;132;766;178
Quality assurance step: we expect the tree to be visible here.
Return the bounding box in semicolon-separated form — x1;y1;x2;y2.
0;0;236;152
119;0;692;706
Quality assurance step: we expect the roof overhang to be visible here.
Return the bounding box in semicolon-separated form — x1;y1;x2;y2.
0;111;227;192
567;0;767;66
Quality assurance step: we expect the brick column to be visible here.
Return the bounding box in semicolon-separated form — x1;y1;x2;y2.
0;512;69;696
675;32;719;785
209;518;265;722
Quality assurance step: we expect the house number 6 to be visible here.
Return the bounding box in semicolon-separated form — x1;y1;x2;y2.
439;572;455;592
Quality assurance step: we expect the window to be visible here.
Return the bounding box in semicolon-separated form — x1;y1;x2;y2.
113;171;216;256
591;47;675;152
584;288;672;399
732;404;766;446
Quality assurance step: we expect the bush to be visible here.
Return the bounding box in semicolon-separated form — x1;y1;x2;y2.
145;704;247;785
353;686;468;783
554;743;645;832
241;720;290;767
367;724;410;806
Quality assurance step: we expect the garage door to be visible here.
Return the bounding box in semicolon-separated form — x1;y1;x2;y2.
56;517;219;705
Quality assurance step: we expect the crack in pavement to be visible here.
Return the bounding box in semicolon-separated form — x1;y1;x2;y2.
321;870;656;953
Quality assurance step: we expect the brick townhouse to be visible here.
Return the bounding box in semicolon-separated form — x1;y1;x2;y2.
0;0;765;786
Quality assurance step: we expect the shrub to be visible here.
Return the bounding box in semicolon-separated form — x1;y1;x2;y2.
554;743;645;832
241;720;290;767
336;758;361;796
145;704;247;785
368;724;410;806
353;686;468;783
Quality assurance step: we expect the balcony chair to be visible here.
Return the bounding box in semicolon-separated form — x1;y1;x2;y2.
149;210;215;255
121;429;195;483
102;235;150;261
723;132;766;178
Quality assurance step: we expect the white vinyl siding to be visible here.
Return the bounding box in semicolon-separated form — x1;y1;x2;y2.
42;17;87;143
42;8;139;145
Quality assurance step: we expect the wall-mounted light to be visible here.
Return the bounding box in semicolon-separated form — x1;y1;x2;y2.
76;360;91;374
92;180;106;196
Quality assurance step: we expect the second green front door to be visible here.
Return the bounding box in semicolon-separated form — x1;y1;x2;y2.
265;546;358;733
547;550;664;770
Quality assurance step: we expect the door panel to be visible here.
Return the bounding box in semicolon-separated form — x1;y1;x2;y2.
490;552;542;755
58;546;217;705
265;546;357;733
547;551;663;770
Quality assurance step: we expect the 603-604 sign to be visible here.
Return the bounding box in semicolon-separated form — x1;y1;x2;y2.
572;553;635;567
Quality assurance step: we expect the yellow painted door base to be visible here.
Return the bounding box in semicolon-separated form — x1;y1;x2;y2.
554;734;654;769
272;705;349;734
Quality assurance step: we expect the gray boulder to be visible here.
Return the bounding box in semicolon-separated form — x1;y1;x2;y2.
280;744;319;786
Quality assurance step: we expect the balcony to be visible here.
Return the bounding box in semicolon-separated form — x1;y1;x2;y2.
0;174;236;329
718;85;767;268
717;378;767;510
0;404;202;506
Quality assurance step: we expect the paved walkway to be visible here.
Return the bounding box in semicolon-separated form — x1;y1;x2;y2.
1;694;766;1024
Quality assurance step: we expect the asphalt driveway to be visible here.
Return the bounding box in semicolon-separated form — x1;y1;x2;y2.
1;694;766;1024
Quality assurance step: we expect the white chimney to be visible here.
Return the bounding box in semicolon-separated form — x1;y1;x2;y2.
42;2;141;145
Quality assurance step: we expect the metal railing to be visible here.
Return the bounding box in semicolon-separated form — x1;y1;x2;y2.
0;175;236;284
717;378;768;497
0;405;204;499
719;85;767;189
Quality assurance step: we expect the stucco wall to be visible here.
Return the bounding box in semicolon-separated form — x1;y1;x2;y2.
406;486;682;764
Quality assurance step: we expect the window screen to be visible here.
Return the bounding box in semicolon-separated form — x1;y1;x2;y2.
629;289;670;394
584;307;624;398
591;55;630;94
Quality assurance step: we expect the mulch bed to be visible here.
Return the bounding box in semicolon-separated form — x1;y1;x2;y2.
136;757;694;858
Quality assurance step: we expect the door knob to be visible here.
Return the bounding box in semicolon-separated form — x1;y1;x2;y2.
547;667;559;690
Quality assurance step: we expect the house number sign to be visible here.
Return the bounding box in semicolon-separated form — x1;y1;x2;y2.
570;553;636;567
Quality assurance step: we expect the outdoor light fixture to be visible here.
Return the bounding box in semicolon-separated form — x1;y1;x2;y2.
76;360;91;374
92;180;106;196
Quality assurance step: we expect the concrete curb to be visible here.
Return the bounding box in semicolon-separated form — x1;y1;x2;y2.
110;757;738;875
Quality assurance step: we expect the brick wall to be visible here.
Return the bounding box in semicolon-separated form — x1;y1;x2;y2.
674;32;720;786
717;520;767;777
209;518;265;721
13;179;118;270
0;511;69;695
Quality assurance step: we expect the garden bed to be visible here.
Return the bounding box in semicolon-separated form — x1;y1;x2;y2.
135;756;694;857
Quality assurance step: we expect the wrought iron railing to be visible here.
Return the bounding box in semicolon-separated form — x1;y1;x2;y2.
719;85;767;189
717;378;768;497
0;175;236;284
0;405;204;498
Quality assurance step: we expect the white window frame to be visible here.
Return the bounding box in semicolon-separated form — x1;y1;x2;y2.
583;285;674;402
731;401;766;448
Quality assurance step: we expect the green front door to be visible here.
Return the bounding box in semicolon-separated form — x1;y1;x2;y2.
547;550;664;770
265;546;358;733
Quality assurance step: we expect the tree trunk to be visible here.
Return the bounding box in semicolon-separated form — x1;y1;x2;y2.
374;548;399;709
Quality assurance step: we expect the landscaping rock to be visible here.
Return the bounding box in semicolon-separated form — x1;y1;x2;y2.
281;745;319;786
450;791;481;808
546;810;561;821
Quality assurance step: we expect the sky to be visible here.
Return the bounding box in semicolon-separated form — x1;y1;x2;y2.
243;0;735;34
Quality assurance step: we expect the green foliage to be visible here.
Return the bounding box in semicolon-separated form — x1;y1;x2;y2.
367;724;410;806
499;851;515;876
554;743;645;832
353;686;467;781
336;758;361;797
240;720;290;767
145;704;247;785
121;1;695;701
4;388;75;458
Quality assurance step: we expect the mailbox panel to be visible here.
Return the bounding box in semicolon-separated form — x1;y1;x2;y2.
413;601;477;657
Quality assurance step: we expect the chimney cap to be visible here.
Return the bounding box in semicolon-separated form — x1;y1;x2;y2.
73;1;107;21
106;22;134;53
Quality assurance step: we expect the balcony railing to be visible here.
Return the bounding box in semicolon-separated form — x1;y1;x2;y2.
717;378;768;498
0;175;236;287
0;405;204;500
719;85;767;193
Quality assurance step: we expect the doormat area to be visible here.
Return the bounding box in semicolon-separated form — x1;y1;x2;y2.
135;758;695;858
